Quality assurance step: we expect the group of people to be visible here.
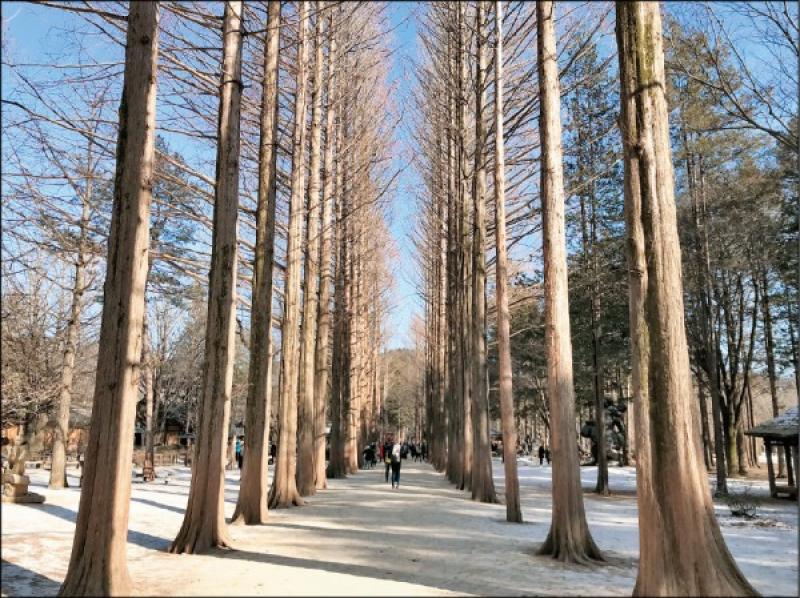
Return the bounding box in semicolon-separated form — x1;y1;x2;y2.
537;445;551;465
374;438;428;489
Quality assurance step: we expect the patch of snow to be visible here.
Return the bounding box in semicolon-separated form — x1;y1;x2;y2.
1;458;796;596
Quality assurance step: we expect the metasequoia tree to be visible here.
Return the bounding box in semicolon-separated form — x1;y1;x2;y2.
536;0;603;564
322;1;395;477
297;0;326;497
493;0;522;523
414;1;554;492
48;146;94;490
270;0;310;509
313;9;338;490
59;2;159;594
233;0;281;525
170;0;243;552
615;2;755;594
470;0;497;504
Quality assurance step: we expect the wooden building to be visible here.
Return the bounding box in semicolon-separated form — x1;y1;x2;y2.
745;406;798;500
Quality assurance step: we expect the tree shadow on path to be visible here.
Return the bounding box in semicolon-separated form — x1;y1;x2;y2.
1;559;61;597
26;503;171;550
206;546;523;596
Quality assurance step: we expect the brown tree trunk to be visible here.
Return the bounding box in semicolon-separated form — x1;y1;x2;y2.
697;383;713;470
141;312;156;482
683;121;726;488
760;269;786;476
59;3;159;594
493;0;522;523
470;0;496;504
297;1;326;497
536;0;602;564
458;0;473;493
326;96;348;480
170;1;242;553
232;0;281;526
270;0;309;509
50;182;91;490
615;3;755;594
314;12;337;490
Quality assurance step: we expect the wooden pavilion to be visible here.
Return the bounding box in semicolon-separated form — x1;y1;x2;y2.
745;406;798;500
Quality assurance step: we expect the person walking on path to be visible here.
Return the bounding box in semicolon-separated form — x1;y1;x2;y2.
538;444;545;465
383;437;393;483
421;441;428;462
391;440;402;489
545;447;551;465
236;437;244;469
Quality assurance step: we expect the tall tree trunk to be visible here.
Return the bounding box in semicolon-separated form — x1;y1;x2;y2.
314;11;337;490
470;0;496;504
536;0;602;564
59;3;159;594
141;311;156;482
50;182;91;490
233;0;281;525
615;3;755;594
697;383;713;470
326;99;348;480
589;197;607;494
446;28;461;484
493;0;522;523
687;136;727;493
458;0;473;493
170;0;243;553
760;269;786;476
270;0;310;509
297;1;326;497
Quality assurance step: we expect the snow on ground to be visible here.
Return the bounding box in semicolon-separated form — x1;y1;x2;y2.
2;458;797;596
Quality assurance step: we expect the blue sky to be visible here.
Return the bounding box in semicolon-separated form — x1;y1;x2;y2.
384;1;424;349
2;1;426;350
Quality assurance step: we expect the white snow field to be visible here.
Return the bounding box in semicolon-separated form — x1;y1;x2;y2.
1;458;797;596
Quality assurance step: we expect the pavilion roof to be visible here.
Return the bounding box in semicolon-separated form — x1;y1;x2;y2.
745;406;799;442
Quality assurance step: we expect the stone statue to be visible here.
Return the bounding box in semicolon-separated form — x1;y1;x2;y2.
2;426;45;504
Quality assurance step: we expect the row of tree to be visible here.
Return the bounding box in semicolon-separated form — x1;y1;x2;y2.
415;0;796;594
4;1;398;594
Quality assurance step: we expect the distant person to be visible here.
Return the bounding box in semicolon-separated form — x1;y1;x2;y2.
538;445;545;465
545;447;551;465
421;441;428;462
363;444;375;469
391;440;403;489
383;438;393;483
270;441;277;464
236;437;244;469
410;443;417;461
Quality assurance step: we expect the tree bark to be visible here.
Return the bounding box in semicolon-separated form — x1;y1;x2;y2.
536;0;602;564
59;3;159;594
314;11;337;490
326;96;348;480
170;0;242;553
232;0;281;526
297;0;326;497
470;0;497;504
615;3;756;594
458;0;473;493
270;0;309;509
50;179;91;490
141;311;156;482
493;0;522;523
